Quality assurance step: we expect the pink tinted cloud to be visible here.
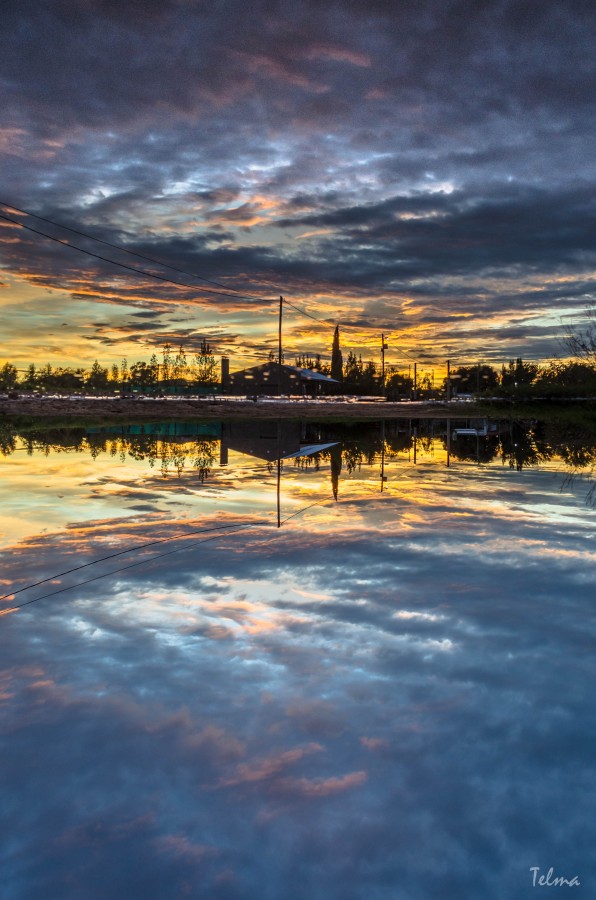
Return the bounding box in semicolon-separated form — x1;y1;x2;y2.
217;742;324;787
275;770;368;798
154;834;218;863
305;43;371;67
360;736;389;750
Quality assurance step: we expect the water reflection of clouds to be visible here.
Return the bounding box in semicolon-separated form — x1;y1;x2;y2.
1;448;595;897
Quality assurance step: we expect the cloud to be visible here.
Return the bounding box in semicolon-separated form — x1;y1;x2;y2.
216;743;324;788
2;0;596;363
273;770;367;798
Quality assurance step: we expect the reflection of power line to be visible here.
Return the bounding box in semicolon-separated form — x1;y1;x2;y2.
0;529;256;614
0;491;341;615
5;436;472;617
0;522;264;607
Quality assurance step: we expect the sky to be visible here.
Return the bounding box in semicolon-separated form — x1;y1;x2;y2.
2;0;596;372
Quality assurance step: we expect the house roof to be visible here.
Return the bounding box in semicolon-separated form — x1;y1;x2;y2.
284;365;338;383
230;362;338;383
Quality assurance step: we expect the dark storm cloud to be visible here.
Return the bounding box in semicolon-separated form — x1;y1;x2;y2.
2;0;596;358
279;185;596;280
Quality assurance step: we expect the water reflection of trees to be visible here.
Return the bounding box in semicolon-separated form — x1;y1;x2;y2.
0;426;218;481
2;420;596;499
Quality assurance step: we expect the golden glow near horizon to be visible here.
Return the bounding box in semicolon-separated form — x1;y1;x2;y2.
0;434;577;551
0;255;572;373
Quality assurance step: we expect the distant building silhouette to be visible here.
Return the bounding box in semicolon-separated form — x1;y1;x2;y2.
225;362;339;396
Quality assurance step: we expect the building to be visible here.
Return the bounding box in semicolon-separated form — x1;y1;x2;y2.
223;361;339;396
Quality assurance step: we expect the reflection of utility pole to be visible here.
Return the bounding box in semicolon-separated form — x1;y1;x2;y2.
276;419;282;527
277;456;281;527
219;437;228;467
413;425;417;465
380;419;387;491
446;418;451;468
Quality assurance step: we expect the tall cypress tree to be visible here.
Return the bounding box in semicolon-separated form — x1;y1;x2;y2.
331;325;343;381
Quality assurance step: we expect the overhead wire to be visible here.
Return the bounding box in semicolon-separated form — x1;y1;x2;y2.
0;200;279;298
282;298;332;325
0;211;276;305
281;299;444;365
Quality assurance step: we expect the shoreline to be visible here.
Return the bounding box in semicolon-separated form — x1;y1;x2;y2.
0;397;477;421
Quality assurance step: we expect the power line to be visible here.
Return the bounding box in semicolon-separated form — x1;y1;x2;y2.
0;212;276;305
281;302;442;364
283;298;332;325
0;200;279;299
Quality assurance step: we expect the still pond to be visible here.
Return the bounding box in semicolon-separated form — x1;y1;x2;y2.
1;417;595;900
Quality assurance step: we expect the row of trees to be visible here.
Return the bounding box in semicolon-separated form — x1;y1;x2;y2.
444;359;596;399
291;353;596;398
305;309;596;397
0;342;218;394
3;353;596;398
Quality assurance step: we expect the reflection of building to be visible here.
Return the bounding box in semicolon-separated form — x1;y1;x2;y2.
87;421;221;439
224;362;339;396
452;419;499;438
220;420;337;463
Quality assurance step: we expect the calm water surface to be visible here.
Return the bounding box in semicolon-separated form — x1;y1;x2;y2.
1;418;595;900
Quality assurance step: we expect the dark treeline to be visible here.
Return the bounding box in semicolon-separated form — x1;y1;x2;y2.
292;311;596;397
3;351;596;398
0;424;217;480
0;341;218;395
293;354;596;398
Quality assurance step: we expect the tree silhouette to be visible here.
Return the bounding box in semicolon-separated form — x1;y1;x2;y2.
564;303;596;365
331;325;343;382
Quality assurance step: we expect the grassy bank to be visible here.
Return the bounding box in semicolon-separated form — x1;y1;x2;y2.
1;396;595;435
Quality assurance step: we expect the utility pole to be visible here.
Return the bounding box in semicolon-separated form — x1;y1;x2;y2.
278;296;283;367
413;362;417;400
381;334;388;395
446;359;451;402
